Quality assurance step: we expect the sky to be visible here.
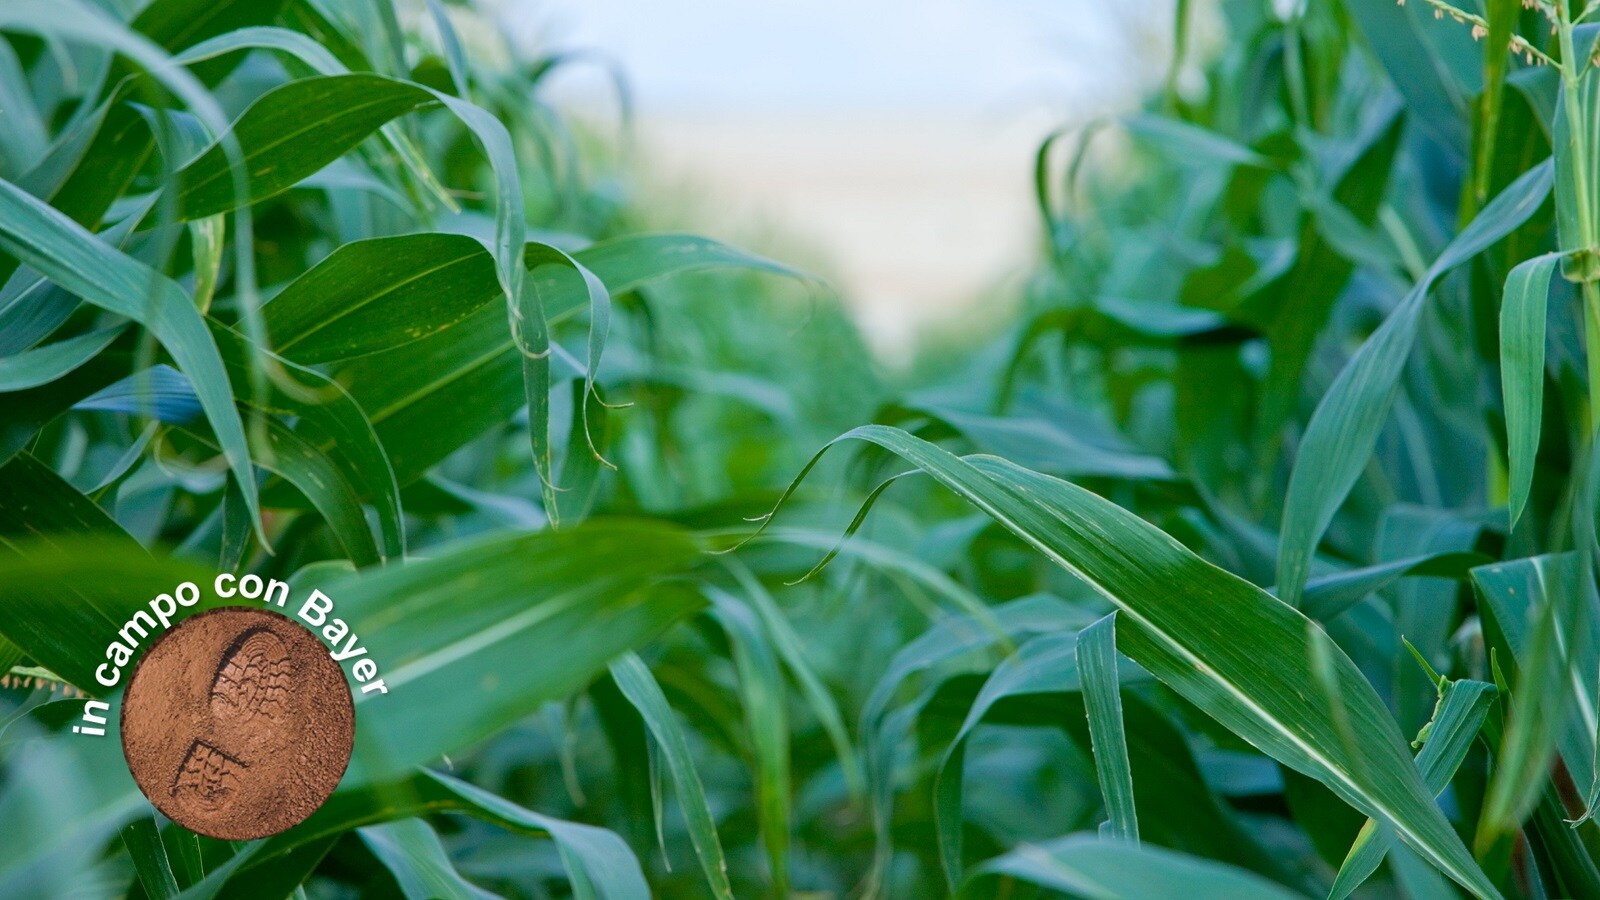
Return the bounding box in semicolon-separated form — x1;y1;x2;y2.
489;0;1175;360
502;0;1163;117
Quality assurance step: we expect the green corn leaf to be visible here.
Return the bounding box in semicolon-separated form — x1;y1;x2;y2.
174;73;436;219
858;595;1084;895
0;326;125;392
609;652;736;900
130;0;288;56
227;415;382;565
861;594;1085;731
160;824;204;891
0;176;263;536
1329;679;1498;899
169;23;453;210
964;834;1305;900
177;769;648;900
933;630;1154;887
263;233;498;364
1499;252;1561;530
0;36;45;175
724;559;862;799
709;591;792;896
0;539;231;691
516;242;609;525
1276;160;1553;607
424;0;470;97
1249;102;1404;448
554;379;611;526
1300;551;1491;621
1474;553;1600;818
156;65;541;513
1472;0;1520;206
765;424;1498;898
0;454;154;691
0;451;131;545
0;194;150;359
1121;114;1274;169
934;631;1090;887
359;819;499;900
1476;555;1589;841
98;322;406;566
121;815;180;900
208;323;404;562
1079;612;1138;845
905;404;1178;483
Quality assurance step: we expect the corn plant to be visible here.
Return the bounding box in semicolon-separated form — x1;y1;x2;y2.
4;0;1600;898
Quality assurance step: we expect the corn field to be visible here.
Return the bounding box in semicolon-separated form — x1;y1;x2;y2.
2;0;1600;897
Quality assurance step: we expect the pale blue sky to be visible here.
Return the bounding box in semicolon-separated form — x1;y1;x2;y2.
489;0;1178;359
506;0;1165;118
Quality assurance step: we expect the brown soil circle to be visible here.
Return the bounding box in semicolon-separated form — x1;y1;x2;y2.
120;606;354;840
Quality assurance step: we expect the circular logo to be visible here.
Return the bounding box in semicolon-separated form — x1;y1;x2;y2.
120;607;354;839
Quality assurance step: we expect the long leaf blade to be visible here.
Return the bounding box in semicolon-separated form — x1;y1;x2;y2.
1499;252;1561;529
768;424;1497;897
1079;612;1139;845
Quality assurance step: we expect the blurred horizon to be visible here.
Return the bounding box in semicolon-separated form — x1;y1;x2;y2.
490;0;1184;361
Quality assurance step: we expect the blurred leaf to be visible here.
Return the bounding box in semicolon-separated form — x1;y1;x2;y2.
933;631;1095;887
0;326;125;392
115;324;407;562
907;404;1178;483
708;591;791;895
130;0;288;55
181;769;648;900
964;834;1305;900
1341;0;1471;151
609;652;734;900
1476;552;1600;801
74;365;201;423
1472;0;1520;206
1249;101;1404;444
0;716;147;899
359;819;500;900
0;452;128;544
1122;114;1274;169
340;234;799;484
0;455;141;684
121;816;180;900
1299;551;1492;621
423;0;469;96
0;541;214;692
724;560;861;799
